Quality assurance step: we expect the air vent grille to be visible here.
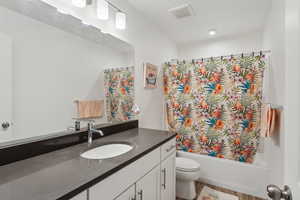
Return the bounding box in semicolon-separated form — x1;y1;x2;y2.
168;4;194;19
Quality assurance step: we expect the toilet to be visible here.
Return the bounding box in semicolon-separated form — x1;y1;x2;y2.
176;157;201;200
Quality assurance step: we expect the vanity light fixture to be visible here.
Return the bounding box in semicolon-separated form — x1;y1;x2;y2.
97;0;109;20
100;0;127;30
72;0;127;30
208;29;217;36
116;11;126;30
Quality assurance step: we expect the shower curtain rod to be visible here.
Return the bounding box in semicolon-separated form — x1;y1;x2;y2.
104;66;134;72
169;50;271;63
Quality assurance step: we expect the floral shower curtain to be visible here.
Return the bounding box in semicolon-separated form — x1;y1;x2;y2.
163;55;266;163
104;67;135;122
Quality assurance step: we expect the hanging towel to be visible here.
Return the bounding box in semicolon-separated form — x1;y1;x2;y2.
260;103;270;137
261;103;279;137
75;100;104;119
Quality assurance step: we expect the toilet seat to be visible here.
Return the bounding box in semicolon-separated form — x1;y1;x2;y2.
176;157;200;172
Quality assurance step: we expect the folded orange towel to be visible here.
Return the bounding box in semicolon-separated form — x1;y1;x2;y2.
261;103;279;137
261;103;270;137
75;100;104;119
269;108;276;136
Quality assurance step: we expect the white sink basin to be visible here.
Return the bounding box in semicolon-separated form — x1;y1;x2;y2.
81;143;133;160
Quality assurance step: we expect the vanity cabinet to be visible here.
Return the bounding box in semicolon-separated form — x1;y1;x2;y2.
114;165;161;200
136;165;161;200
87;138;176;200
114;185;135;200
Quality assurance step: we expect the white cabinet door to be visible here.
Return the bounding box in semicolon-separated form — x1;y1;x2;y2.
114;185;135;200
70;191;87;200
161;152;176;200
89;148;160;200
0;33;13;142
136;165;161;200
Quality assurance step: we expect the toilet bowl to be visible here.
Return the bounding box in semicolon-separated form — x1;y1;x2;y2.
176;157;201;200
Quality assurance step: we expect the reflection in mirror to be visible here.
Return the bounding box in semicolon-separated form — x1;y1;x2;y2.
0;0;134;145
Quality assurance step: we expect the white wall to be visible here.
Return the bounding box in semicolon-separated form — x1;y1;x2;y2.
283;0;300;197
262;0;285;187
178;31;263;59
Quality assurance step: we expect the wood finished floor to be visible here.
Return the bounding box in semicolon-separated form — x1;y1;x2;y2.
176;182;265;200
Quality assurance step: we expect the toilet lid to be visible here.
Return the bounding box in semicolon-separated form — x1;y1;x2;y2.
176;157;200;172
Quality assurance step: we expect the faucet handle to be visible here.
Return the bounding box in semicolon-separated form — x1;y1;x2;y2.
87;121;95;129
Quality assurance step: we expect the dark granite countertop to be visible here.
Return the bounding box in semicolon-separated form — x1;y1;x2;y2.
0;128;175;200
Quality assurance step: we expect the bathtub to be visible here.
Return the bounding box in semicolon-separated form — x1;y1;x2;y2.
177;151;270;198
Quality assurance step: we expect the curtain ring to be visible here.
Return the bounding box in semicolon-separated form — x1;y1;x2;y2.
241;53;244;58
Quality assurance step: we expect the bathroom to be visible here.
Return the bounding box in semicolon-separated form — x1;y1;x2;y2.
0;0;299;200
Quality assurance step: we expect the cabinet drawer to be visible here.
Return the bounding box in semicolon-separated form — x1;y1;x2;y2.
161;138;176;161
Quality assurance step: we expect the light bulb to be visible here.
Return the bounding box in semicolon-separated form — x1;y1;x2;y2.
97;0;109;20
116;12;126;30
209;29;217;36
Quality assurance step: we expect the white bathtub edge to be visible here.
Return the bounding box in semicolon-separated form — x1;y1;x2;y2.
177;151;270;199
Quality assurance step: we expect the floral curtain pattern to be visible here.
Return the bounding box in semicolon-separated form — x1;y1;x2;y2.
104;67;135;122
163;55;266;163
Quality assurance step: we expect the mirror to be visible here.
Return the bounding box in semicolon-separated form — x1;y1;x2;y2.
0;0;134;145
0;0;273;147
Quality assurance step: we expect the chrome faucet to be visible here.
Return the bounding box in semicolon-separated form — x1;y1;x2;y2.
87;122;104;146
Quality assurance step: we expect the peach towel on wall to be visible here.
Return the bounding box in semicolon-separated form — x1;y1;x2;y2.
75;100;104;119
260;103;280;137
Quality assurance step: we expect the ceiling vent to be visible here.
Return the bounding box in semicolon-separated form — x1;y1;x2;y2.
168;4;194;19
